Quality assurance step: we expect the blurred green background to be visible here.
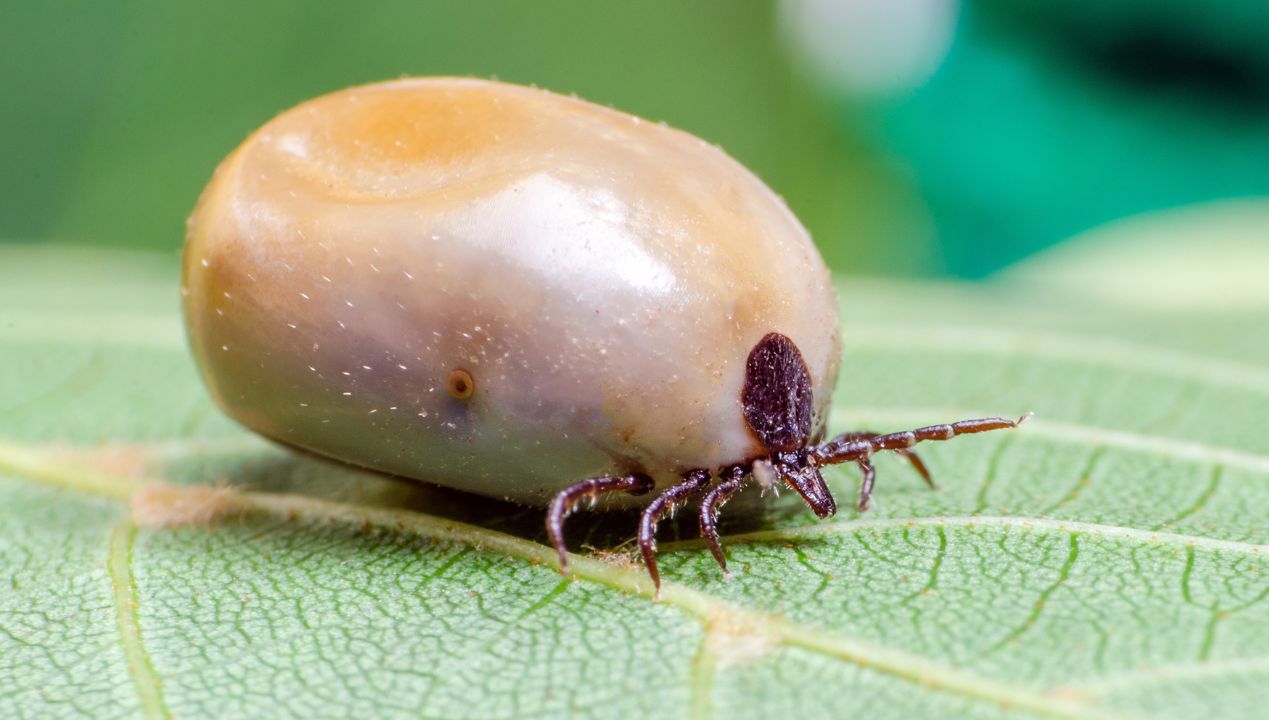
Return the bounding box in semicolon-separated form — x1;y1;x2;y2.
3;0;1267;277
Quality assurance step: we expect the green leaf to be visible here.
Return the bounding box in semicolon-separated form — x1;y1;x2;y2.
2;238;1266;720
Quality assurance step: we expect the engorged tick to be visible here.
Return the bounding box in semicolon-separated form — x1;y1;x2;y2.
181;77;1026;590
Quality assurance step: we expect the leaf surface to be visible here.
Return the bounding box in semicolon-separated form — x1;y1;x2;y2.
1;242;1266;720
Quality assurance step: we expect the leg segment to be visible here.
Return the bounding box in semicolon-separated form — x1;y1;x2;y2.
639;468;712;590
839;430;934;490
547;473;654;572
899;449;933;489
812;415;1029;467
855;458;876;511
699;465;747;575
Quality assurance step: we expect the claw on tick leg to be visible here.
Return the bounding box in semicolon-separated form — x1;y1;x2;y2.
638;469;711;590
546;473;653;573
699;465;746;575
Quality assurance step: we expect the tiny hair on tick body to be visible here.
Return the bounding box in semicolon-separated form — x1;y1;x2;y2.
181;77;1026;589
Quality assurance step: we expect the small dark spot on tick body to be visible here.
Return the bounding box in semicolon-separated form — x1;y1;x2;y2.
447;368;475;400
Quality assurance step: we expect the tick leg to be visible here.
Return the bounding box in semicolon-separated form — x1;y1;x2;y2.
900;449;934;489
856;458;876;511
838;430;934;490
810;414;1030;468
547;473;654;573
639;468;712;590
699;465;747;575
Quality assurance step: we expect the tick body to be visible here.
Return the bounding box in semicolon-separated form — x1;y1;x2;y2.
183;78;1024;587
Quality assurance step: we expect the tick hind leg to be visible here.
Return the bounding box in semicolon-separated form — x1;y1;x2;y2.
547;473;654;573
639;468;712;591
698;465;747;575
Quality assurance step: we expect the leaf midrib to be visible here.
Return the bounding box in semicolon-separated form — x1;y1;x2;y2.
660;516;1267;556
1;441;1135;720
109;521;169;720
3;409;1267;718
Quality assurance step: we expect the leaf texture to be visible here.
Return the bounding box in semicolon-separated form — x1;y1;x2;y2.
1;243;1266;720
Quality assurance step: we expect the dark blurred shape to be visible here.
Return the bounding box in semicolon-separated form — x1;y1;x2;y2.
1087;30;1268;109
785;0;1269;277
983;0;1269;112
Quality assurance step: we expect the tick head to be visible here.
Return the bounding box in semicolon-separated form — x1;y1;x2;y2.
776;453;836;518
742;332;836;518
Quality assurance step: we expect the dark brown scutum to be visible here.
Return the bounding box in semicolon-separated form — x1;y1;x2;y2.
741;333;813;453
546;473;654;571
740;333;839;518
638;468;712;590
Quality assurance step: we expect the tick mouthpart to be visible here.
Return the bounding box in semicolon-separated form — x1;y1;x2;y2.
774;451;836;518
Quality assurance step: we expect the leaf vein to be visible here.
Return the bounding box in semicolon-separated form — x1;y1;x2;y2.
689;630;717;720
1041;447;1105;516
973;434;1015;515
977;534;1080;659
0;440;1244;719
679;517;1268;556
1156;465;1223;531
109;520;170;720
233;492;1124;720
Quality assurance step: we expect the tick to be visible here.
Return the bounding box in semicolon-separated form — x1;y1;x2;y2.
182;77;1025;588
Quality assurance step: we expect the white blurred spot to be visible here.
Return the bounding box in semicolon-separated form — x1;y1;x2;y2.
451;173;677;296
752;459;779;491
275;133;310;160
779;0;959;96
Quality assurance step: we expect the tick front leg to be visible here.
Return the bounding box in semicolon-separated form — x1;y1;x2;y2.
810;415;1030;506
855;458;876;511
836;430;934;490
639;469;712;590
547;473;654;573
812;415;1029;467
